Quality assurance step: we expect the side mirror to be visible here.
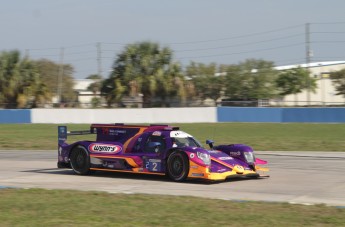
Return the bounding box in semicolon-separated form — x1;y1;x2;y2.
206;139;214;149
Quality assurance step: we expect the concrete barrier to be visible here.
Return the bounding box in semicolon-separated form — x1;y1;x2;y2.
217;107;282;122
31;107;217;124
0;109;31;123
217;107;345;123
282;108;345;123
1;107;344;124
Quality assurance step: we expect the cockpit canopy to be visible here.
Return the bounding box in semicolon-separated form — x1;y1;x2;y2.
170;131;202;148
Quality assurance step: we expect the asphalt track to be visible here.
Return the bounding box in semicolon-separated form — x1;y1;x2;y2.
1;150;344;207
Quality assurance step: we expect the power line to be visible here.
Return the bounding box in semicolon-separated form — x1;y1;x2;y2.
312;31;345;34
312;41;345;44
174;34;304;53
15;22;345;79
26;47;60;51
64;57;95;62
177;43;305;60
64;43;96;49
166;24;305;45
311;22;345;25
65;50;95;55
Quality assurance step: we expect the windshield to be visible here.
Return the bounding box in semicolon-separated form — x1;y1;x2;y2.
172;137;202;148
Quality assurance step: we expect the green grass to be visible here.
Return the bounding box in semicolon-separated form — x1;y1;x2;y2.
0;123;344;151
0;188;344;227
0;125;344;226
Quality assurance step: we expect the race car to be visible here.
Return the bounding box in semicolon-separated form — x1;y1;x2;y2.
57;123;269;181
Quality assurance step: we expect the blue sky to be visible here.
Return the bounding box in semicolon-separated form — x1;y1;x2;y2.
1;0;345;79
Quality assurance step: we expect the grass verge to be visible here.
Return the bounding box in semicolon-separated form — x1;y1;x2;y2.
0;123;344;151
0;188;344;227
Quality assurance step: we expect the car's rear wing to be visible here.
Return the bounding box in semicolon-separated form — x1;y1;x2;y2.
58;123;180;146
58;126;94;145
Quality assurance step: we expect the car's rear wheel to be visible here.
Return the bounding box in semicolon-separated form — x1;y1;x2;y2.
167;151;189;181
70;145;91;175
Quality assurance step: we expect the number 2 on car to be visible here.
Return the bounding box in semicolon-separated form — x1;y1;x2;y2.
145;159;161;172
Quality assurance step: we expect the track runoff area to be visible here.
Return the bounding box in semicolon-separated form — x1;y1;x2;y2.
0;150;344;207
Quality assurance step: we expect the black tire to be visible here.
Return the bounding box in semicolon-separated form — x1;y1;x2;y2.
166;151;189;182
70;145;91;175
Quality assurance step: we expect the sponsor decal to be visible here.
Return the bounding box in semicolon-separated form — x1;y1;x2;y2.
170;131;193;138
191;173;204;177
191;165;198;169
234;165;244;172
101;128;126;135
229;151;241;156
219;156;233;160
152;131;162;136
190;153;195;158
217;168;227;172
171;131;182;137
109;129;126;136
102;128;109;135
209;150;220;154
88;143;122;153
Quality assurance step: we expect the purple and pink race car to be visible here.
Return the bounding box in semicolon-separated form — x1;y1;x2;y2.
57;124;269;181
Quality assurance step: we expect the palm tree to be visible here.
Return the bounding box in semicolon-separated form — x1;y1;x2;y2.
86;74;103;108
156;62;186;107
0;51;52;108
35;59;76;107
102;41;183;107
86;74;102;95
0;51;23;108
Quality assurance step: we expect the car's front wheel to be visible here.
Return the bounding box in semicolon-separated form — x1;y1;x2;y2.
70;145;91;175
166;151;189;182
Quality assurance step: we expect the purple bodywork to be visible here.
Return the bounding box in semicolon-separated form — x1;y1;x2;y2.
57;124;269;181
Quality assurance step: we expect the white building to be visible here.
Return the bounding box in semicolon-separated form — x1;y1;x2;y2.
74;79;101;107
273;61;345;106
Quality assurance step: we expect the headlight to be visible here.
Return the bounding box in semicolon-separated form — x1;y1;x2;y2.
244;152;255;163
197;152;211;165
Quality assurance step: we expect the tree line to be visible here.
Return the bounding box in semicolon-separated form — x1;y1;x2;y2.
100;42;318;107
1;41;345;108
0;50;75;108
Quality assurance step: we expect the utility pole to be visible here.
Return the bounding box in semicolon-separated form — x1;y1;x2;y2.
305;23;311;106
57;47;64;105
97;42;103;78
24;49;30;58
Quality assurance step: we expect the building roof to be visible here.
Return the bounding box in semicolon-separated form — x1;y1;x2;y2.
74;79;96;91
275;61;345;71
